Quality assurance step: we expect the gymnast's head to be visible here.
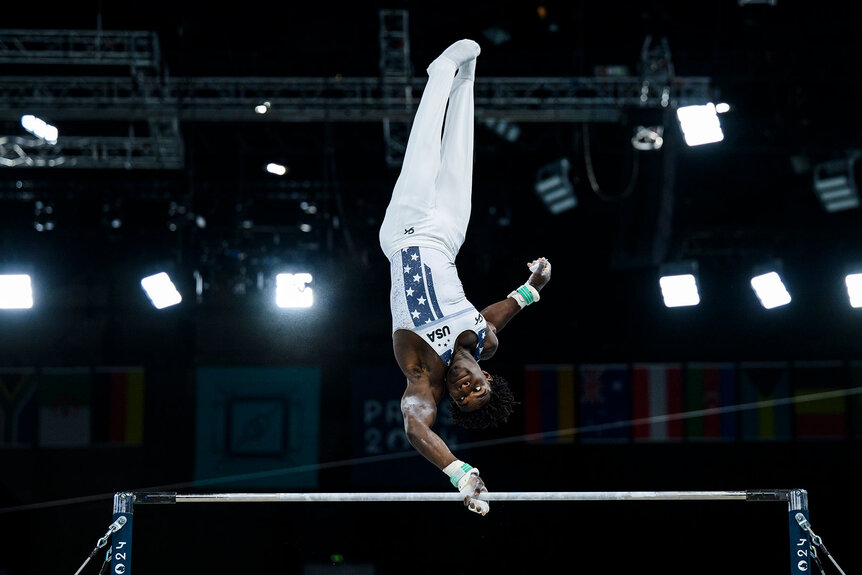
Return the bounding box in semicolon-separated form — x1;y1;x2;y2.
446;370;517;429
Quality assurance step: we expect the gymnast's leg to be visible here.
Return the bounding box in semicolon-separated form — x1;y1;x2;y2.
379;39;480;259
436;55;477;258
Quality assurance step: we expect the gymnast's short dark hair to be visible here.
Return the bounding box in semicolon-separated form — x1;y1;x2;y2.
448;374;517;430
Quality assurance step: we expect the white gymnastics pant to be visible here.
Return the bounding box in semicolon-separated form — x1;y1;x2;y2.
379;58;475;263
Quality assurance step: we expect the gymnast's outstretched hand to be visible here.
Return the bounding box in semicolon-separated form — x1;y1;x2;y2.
457;469;490;516
527;257;552;292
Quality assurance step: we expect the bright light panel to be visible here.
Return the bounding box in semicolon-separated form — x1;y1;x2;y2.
0;274;34;309
676;103;724;146
846;273;862;308
140;272;182;309
750;271;791;309
276;273;313;308
266;163;287;176
659;274;700;308
21;114;58;144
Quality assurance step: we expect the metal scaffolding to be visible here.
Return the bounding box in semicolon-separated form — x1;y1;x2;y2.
0;134;182;169
0;28;713;169
0;29;160;69
0;75;712;122
379;9;414;167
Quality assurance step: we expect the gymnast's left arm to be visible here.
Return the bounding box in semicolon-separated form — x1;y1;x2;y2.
479;257;551;355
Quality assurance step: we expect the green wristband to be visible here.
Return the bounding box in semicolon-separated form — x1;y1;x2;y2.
447;462;474;488
516;285;534;305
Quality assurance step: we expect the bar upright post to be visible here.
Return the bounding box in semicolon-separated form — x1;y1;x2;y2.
112;492;135;575
788;489;810;575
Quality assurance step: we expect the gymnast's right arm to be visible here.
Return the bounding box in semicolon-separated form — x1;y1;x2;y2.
401;379;490;515
401;379;453;468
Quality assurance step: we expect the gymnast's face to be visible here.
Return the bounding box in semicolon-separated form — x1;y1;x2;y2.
447;365;492;412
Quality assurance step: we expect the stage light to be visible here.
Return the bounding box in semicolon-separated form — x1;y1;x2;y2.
483;118;521;143
750;271;791;309
255;101;271;114
659;274;700;307
140;272;182;309
21;114;58;144
33;201;55;232
845;273;862;308
276;273;313;308
715;102;730;114
101;201;124;229
266;163;287;176
0;274;33;309
659;262;700;308
813;156;860;213
534;158;577;215
676;103;724;146
632;126;664;151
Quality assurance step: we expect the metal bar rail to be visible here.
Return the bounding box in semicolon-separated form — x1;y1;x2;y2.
104;489;811;575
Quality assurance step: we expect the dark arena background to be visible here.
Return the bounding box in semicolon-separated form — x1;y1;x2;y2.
0;2;860;574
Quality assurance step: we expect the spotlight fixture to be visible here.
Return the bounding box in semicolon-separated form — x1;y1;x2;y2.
34;201;55;232
255;101;271;114
20;114;58;144
140;272;182;309
276;273;313;308
632;126;664;151
845;272;862;308
676;103;724;146
750;271;791;309
483;118;521;143
266;163;288;176
659;262;700;308
101;201;124;229
0;274;34;309
534;158;577;215
813;156;860;213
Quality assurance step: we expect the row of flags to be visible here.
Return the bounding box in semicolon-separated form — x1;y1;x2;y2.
5;360;859;450
523;362;862;443
0;367;144;447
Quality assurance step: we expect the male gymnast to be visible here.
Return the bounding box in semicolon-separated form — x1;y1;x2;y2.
379;40;552;515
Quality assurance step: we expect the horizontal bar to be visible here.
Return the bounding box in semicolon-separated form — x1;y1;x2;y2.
135;490;788;504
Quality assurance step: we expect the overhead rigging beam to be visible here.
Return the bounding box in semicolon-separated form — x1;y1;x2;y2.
0;75;712;123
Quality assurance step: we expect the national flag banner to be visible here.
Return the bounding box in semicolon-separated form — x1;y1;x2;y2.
349;365;472;487
195;366;321;489
578;364;631;443
0;368;38;447
91;368;145;445
524;364;576;443
684;363;737;442
38;368;92;447
739;362;791;441
632;363;683;442
850;362;862;440
792;361;847;440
